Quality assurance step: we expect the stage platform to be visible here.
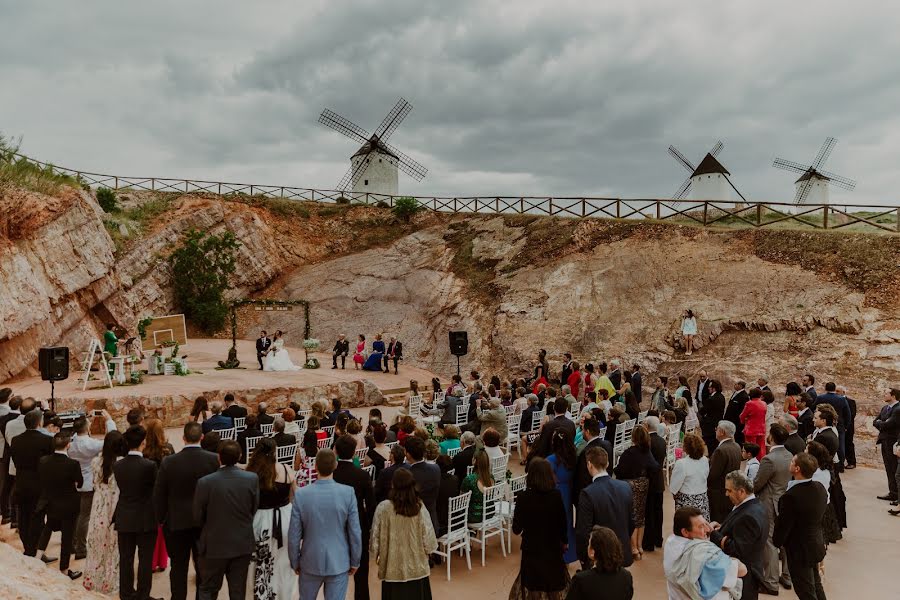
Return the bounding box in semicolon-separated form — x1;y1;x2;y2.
9;339;435;427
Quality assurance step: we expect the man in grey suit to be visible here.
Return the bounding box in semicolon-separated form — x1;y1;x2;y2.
289;448;361;600
193;440;259;600
475;396;508;441
753;423;793;594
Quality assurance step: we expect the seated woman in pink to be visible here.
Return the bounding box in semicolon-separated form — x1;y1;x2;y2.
740;388;768;457
352;334;366;369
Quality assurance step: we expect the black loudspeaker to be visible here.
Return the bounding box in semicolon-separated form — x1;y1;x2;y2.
449;331;468;357
39;346;69;381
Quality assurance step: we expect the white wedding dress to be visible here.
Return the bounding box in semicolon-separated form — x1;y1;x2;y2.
263;338;301;371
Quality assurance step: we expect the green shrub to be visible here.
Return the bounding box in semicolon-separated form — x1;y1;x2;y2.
96;187;118;212
169;229;240;334
336;196;350;205
392;196;421;222
0;133;81;196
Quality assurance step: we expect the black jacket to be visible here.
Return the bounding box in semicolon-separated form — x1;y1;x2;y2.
531;415;577;460
710;496;768;585
575;476;634;567
114;453;159;533
9;429;53;498
385;340;403;359
874;402;900;445
773;480;827;567
573;437;613;506
647;433;667;493
784;433;806;455
812;428;839;458
696;379;712;407
699;392;726;439
451;444;477;486
334;461;375;532
567;568;634;600
332;339;350;355
272;432;297;448
257;412;275;426
512;488;570;592
38;452;83;518
153;446;219;531
409;461;440;533
723;390;749;433
223;404;247;420
256;337;271;355
374;462;409;505
436;471;459;536
631;371;643;406
193;465;259;559
797;408;814;440
613;446;660;482
238;427;264;463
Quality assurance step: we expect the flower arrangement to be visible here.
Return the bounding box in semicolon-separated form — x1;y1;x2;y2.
303;338;320;369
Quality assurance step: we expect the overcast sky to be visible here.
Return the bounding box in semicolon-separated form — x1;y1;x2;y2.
2;1;899;206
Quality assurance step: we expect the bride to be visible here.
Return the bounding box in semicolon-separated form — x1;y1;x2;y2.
263;331;301;371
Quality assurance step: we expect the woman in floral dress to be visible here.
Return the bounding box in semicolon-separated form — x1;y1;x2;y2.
83;431;126;593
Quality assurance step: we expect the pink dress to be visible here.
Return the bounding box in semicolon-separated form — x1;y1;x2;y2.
352;341;365;365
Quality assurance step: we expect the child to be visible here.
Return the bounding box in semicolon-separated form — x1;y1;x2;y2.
743;443;761;480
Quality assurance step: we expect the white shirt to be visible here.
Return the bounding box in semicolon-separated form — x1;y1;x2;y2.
812;469;831;503
664;535;740;600
670;456;709;496
735;493;756;508
6;415;27;475
68;418;117;492
127;450;143;457
0;409;19;457
591;472;609;481
745;457;760;481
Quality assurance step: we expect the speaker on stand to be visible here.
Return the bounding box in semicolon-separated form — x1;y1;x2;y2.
39;346;69;413
448;331;468;378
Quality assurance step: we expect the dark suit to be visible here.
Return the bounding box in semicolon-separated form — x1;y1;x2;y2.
334;461;375;600
237;427;264;463
560;362;574;390
874;402;900;498
193;466;259;600
575;475;633;568
409;460;440;533
9;429;53;555
332;338;350;368
784;433;806;455
0;410;21;521
696;378;712;408
797;408;814;440
631;371;643;406
374;462;409;505
114;453;159;600
257;412;275;426
609;369;622;391
530;415;576;460
567;568;634;600
256;336;271;370
811;428;838;458
845;396;857;467
710;497;768;600
222;404;247;420
153;446;219;600
814;392;852;467
723;390;749;445
699;392;726;452
774;480;827;600
201;414;233;434
451;445;476;488
271;432;297;447
643;431;667;551
707;439;742;523
383;340;403;373
573;437;613;507
37;452;83;571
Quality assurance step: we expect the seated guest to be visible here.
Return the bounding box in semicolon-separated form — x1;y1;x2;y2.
482;428;505;461
435;455;459;537
237;415;263;464
396;416;417;447
323;397;350;427
200;431;221;454
256;402;275;426
567;526;634;600
460;450;495;524
282;408;301;438
374;445;409;505
439;425;461;455
364;423;391;478
425;440;441;465
346;418;366;452
222;394;247;420
302;416;325;460
190;397;210;424
664;507;745;599
271;417;296;448
452;431;478;486
200;401;233;434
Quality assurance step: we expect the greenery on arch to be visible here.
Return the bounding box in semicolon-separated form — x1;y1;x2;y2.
218;298;311;369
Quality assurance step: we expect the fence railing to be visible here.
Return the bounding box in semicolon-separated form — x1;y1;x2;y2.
5;151;900;233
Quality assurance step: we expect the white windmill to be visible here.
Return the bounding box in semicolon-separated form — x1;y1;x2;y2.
667;141;747;205
772;137;857;205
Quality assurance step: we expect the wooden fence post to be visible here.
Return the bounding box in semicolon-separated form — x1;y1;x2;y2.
822;206;829;230
703;202;708;225
756;203;762;226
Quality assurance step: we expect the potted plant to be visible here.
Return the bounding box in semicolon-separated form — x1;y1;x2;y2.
303;338;320;369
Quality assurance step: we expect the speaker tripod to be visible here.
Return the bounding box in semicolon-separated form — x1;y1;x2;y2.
49;380;56;413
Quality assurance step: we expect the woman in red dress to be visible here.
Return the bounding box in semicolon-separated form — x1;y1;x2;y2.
352;334;366;369
530;349;550;394
740;388;769;457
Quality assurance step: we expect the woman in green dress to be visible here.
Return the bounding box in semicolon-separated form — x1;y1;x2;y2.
460;449;495;523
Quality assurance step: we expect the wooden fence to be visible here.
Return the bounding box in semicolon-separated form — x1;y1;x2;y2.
5;151;900;233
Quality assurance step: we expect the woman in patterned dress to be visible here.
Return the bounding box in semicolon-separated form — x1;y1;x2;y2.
613;426;660;561
83;431;126;593
669;434;710;520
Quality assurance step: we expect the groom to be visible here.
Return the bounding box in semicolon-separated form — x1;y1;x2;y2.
256;331;271;370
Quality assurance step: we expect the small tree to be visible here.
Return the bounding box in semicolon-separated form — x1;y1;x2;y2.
392;196;422;222
169;229;240;334
97;187;118;212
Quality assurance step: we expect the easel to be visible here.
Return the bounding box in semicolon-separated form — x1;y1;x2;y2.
81;339;113;390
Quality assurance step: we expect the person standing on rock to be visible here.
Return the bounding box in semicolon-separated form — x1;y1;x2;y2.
681;310;697;355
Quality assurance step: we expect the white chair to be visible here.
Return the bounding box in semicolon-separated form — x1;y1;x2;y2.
355;447;369;462
276;443;298;465
362;464;376;482
409;396;423;424
316;436;332;450
245;435;263;458
233;417;246;432
529;410;544;433
613;421;628;468
490;453;509;484
434;491;472;580
664;422;683;487
297;409;311;420
385;441;399;451
503;404;516;416
432;391;445;405
321;425;335;438
217;427;237;441
468;483;507;565
623;418;637;447
260;423;274;436
453;403;469;427
501;475;527;541
303;457;317;486
637;410;649;424
505;414;521;457
447;446;462;458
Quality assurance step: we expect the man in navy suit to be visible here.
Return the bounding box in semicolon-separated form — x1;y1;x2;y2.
710;471;769;600
813;382;853;470
256;330;271;370
288;449;361;600
200;401;233;435
575;445;633;569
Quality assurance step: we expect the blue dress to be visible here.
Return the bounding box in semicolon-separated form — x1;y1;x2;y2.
362;340;385;371
547;453;577;564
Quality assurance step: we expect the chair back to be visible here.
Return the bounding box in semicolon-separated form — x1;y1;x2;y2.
623;418;637;447
276;443;297;465
637;410;649;424
503;404;516;416
454;403;469;426
482;483;505;524
490;453;508;483
508;474;527;495
321;425;335;438
260;423;274;436
385;441;399;450
354;447;369;462
362;464;376;482
446;491;472;541
316;436;332;450
217;427;237;441
245;435;263;457
431;391;445;405
568;405;581;422
529;410;544;433
447;446;462;458
233;417;246;432
297;409;311;420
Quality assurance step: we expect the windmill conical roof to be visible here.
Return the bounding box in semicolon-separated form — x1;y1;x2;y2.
795;169;830;184
352;135;399;160
691;153;730;177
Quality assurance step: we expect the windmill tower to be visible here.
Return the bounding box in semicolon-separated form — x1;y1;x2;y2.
319;98;427;196
668;141;747;205
772;137;856;205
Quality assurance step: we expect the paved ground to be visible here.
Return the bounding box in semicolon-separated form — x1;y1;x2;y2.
3;401;897;599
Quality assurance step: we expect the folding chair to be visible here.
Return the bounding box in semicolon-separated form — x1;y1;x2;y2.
233;417;246;432
490;453;509;484
468;483;507;565
434;491;472;580
362;465;376;482
260;423;274;436
217;427;237;441
245;435;263;459
276;443;298;466
447;446;462;458
505;415;521;458
321;425;335;438
501;475;527;542
355;447;369;463
637;410;649;425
